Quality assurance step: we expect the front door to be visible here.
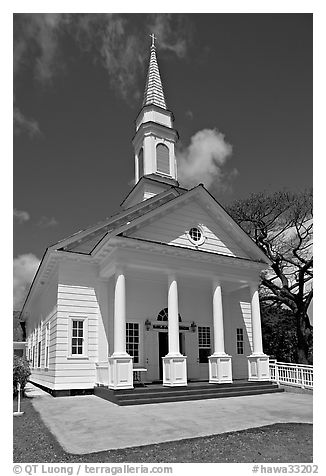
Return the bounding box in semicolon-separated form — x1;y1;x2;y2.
158;332;168;380
159;332;185;380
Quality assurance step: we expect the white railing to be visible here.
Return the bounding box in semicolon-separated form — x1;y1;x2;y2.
95;362;109;386
269;359;313;389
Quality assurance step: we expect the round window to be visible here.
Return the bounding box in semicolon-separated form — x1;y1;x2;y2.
188;226;205;245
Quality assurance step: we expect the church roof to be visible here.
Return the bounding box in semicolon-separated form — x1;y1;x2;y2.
142;42;167;110
120;175;184;209
54;186;183;254
50;183;270;264
20;184;272;319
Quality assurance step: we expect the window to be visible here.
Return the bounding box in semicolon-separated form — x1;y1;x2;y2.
236;328;244;354
156;143;170;175
37;341;41;367
45;323;50;368
187;226;205;245
34;331;37;367
69;317;88;358
157;308;182;322
27;337;32;362
198;326;211;363
138;148;144;178
37;323;43;368
34;329;38;368
71;320;84;355
35;328;39;367
126;323;139;364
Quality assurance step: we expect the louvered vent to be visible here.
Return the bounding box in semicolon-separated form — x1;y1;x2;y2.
156;144;170;175
138;148;144;178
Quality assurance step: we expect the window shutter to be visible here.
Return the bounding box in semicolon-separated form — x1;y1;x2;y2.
156;144;170;175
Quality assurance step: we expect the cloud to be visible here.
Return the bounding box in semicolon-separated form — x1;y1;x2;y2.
14;14;193;103
73;14;193;101
14;14;145;102
14;208;30;224
148;14;192;58
37;216;58;228
13;254;40;310
185;110;194;120
97;18;145;101
177;128;236;190
13;107;40;137
14;14;68;136
14;13;68;82
34;14;68;81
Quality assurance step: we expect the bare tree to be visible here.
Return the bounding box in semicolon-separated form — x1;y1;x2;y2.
227;189;313;363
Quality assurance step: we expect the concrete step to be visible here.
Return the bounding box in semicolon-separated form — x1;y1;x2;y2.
111;380;274;396
118;387;284;406
94;381;283;406
117;383;280;400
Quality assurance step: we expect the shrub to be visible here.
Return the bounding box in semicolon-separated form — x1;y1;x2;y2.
13;355;31;397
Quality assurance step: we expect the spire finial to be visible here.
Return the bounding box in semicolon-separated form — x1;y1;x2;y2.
150;33;157;48
142;33;166;109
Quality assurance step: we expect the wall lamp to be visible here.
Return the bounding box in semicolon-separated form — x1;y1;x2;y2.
190;321;197;333
145;319;151;331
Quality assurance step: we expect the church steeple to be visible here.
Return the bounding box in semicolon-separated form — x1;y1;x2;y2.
131;35;179;201
142;34;167;110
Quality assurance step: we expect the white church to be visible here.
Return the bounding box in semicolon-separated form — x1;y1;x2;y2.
21;37;275;402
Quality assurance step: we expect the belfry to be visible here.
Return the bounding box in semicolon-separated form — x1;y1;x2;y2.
124;35;179;209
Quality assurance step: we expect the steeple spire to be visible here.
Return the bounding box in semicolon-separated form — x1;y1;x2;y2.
125;34;179;208
143;34;167;110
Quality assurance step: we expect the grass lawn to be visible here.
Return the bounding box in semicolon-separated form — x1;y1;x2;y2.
13;397;312;463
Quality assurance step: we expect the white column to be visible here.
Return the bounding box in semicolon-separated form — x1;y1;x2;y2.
113;268;128;356
162;273;187;386
247;282;270;381
212;281;226;355
167;275;181;356
249;283;264;355
209;280;232;383
108;267;133;389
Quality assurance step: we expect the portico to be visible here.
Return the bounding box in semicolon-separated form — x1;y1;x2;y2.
103;238;269;390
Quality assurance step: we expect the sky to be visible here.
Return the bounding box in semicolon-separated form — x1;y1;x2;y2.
13;13;312;309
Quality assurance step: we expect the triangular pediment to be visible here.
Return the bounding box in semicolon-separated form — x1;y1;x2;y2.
125;197;248;259
50;185;269;264
122;187;270;263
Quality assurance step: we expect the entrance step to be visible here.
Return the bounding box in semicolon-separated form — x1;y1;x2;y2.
94;381;283;406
